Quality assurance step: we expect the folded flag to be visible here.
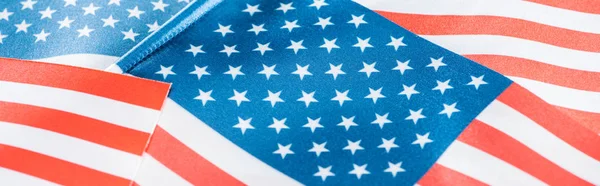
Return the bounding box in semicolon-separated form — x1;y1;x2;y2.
354;0;600;133
111;0;600;185
0;58;170;185
0;0;187;69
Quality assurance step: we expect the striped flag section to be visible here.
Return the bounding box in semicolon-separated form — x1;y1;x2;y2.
353;0;600;133
0;58;170;186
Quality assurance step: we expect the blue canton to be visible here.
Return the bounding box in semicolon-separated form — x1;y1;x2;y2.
124;0;512;185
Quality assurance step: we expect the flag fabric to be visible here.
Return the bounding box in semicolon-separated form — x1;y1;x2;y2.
0;0;187;69
0;58;170;185
110;0;600;185
353;0;600;134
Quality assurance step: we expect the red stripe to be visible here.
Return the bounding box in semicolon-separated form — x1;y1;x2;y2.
0;144;131;186
465;55;600;92
497;83;600;161
0;58;170;110
418;164;486;186
145;126;244;186
527;0;600;14
458;120;592;185
554;106;600;134
375;11;600;52
0;101;149;155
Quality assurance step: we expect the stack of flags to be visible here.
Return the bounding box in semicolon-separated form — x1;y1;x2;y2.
0;0;598;185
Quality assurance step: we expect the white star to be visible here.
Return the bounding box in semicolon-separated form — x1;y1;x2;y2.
276;2;295;13
412;132;433;149
467;75;488;89
273;143;294;159
349;164;370;179
108;0;120;6
58;16;75;29
427;57;447;71
359;62;379;78
101;15;119;28
253;42;273;55
64;0;77;7
189;65;210;80
258;64;278;80
263;90;284;107
439;102;460;118
292;64;312;80
14;20;32;33
399;84;419;100
343;140;364;155
308;0;328;10
331;90;351;106
337;116;357;131
39;7;56;19
314;17;333;29
348;14;367;28
281;20;300;32
223;65;244;80
325;63;345;80
220;45;239;57
303;117;323;133
385;162;405;177
127;6;145;19
155;65;176;79
151;0;169;12
194;89;215;106
387;36;407;51
147;21;160;32
242;4;261;16
405;108;426;124
76;25;94;37
0;32;7;44
297;91;318;107
247;24;267;35
365;87;385;104
186;44;205;57
371;113;392;129
308;142;329;157
392;60;413;75
378;137;399;153
433;79;453;94
33;29;50;43
0;9;13;21
82;3;100;15
122;29;139;41
21;0;37;10
228;90;250;106
314;166;335;181
268;118;289;134
233;117;254;134
353;37;373;52
319;38;339;53
286;40;306;54
214;24;234;37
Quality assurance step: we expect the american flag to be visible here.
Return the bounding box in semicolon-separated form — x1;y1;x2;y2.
0;0;187;69
109;0;600;185
354;0;600;134
0;58;170;185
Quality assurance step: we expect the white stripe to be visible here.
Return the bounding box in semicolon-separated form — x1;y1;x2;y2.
353;0;600;34
422;35;600;72
134;154;193;186
156;99;302;186
0;81;160;133
0;121;141;180
477;100;600;184
34;54;119;70
509;76;600;113
437;141;546;186
106;64;125;74
0;167;60;186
